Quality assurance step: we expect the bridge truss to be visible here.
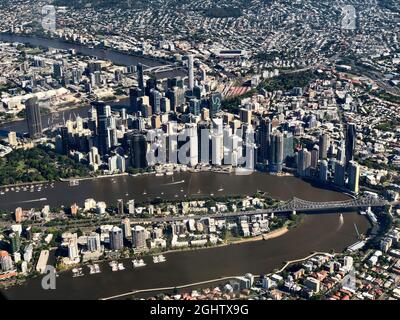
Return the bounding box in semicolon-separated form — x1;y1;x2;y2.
272;196;388;213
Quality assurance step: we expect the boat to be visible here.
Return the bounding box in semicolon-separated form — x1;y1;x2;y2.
88;265;96;274
218;188;224;192
94;264;101;273
109;261;118;272
72;267;84;277
153;255;166;264
118;263;125;271
132;259;146;268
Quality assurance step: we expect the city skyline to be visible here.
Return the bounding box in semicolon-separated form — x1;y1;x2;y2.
0;0;399;304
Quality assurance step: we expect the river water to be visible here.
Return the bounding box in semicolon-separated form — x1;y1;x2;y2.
0;33;185;136
1;172;370;300
0;33;164;67
3;211;368;300
0;98;128;136
0;33;371;300
0;171;357;211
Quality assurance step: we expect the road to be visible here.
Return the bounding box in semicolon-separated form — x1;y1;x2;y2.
5;197;390;231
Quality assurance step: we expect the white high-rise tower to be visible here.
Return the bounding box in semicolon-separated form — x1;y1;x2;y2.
187;54;194;90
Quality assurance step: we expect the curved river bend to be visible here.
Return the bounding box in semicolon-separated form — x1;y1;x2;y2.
2;172;370;300
0;34;370;300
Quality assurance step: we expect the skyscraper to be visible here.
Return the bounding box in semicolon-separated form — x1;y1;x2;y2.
25;97;43;139
121;218;131;239
270;131;284;172
185;123;198;167
127;200;135;215
127;131;148;168
60;126;70;155
137;63;144;90
0;251;14;272
10;232;21;253
160;97;171;113
68;237;79;261
8;131;17;146
117;199;124;215
71;67;82;84
129;87;143;113
334;161;346;187
87;233;101;252
311;145;319;169
345;123;356;166
187;54;194;90
282;131;294;161
240;108;252;125
211;132;223;166
209;93;222;117
149;89;161;114
319;160;328;182
53;62;63;78
93;101;111;156
319;134;329;160
189;98;201;116
259;118;271;164
348;160;360;193
109;226;124;251
193;84;202;99
297;148;311;177
337;140;346;163
131;225;147;251
15;207;23;223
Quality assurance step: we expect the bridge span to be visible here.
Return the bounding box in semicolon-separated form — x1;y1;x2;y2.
130;195;390;224
23;196;391;230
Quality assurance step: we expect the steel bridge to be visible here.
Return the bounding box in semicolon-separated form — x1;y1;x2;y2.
130;195;390;224
271;195;388;213
24;196;390;229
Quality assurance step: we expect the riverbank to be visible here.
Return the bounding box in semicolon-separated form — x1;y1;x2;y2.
3;211;370;300
0;171;357;212
262;227;289;240
102;250;334;300
150;226;292;257
0;32;167;68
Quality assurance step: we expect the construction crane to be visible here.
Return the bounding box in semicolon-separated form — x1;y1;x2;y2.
354;222;364;240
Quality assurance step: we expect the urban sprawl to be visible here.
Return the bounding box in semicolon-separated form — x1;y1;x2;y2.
0;0;400;300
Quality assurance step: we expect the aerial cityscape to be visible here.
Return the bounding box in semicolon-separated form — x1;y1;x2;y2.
0;0;400;303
